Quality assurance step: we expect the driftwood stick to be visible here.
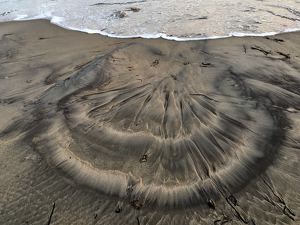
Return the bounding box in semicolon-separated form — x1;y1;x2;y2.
47;203;56;225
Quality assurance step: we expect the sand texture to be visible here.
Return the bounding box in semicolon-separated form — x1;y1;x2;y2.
0;20;300;225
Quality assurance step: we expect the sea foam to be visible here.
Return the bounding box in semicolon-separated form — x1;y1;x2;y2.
1;0;300;40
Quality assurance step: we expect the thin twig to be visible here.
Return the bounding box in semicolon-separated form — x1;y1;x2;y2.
47;203;56;225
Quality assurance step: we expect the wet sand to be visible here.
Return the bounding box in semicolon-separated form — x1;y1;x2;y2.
0;20;299;225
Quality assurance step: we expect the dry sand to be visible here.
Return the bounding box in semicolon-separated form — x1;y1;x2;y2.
0;20;300;225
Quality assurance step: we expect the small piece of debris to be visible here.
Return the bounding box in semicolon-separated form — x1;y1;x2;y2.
140;155;148;163
171;75;177;80
152;60;159;66
115;206;122;213
151;59;159;67
131;197;145;210
251;46;271;55
266;37;284;42
202;62;211;66
130;8;140;12
136;119;144;125
276;51;290;59
189;16;208;20
207;199;216;209
113;11;127;18
47;203;56;225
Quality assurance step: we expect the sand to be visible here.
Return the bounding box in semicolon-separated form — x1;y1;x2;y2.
0;19;299;225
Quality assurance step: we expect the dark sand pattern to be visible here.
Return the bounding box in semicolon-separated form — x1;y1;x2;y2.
32;41;287;208
0;20;300;224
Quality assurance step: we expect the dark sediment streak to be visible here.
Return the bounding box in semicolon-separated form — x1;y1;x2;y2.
0;20;300;224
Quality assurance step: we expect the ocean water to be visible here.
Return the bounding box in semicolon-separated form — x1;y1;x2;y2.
0;0;300;40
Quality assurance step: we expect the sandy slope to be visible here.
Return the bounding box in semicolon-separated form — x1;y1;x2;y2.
0;20;299;225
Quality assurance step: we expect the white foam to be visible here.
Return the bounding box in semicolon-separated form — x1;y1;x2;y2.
50;16;64;24
1;0;300;41
49;18;300;42
14;15;28;20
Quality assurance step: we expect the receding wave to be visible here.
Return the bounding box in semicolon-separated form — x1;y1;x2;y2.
1;0;300;40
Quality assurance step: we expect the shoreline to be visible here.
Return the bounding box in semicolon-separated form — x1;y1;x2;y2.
42;17;300;41
0;19;300;225
4;17;300;41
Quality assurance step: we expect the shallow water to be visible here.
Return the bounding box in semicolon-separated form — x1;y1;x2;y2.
0;0;300;39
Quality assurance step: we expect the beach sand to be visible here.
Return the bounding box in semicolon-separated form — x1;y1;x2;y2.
0;20;299;225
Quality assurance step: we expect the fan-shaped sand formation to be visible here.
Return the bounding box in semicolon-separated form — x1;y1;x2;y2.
31;41;288;209
0;20;300;224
